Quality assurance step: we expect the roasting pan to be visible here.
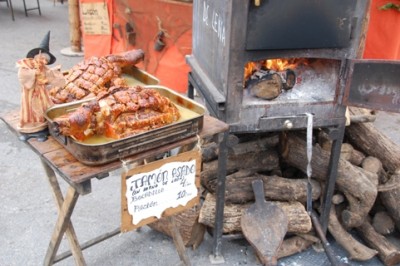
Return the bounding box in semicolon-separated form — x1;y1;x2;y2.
44;86;205;165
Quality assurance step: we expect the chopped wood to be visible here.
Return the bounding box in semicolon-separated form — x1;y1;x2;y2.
372;211;395;235
148;205;205;249
357;219;400;266
277;235;317;259
340;143;354;161
229;135;279;156
328;206;378;261
349;149;366;166
201;150;280;190
345;115;400;173
378;173;400;192
201;142;218;162
332;194;345;205
199;193;312;234
281;132;378;228
362;156;384;175
380;173;400;231
203;171;321;204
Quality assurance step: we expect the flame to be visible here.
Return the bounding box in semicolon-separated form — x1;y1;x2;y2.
244;58;308;81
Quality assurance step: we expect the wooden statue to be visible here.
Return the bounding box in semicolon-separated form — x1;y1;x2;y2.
16;31;65;134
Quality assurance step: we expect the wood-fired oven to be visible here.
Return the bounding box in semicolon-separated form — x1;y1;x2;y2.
186;0;400;261
187;0;399;132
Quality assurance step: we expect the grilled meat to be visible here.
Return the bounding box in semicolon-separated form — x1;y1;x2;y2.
49;49;145;104
53;86;180;141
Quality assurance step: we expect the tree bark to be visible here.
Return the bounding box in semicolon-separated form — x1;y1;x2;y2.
281;132;378;228
201;150;280;190
357;219;400;266
328;206;378;261
203;171;321;204
148;205;205;248
277;235;317;259
199;193;312;234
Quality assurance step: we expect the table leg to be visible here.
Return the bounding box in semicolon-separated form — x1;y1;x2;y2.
168;216;192;266
41;161;86;265
43;185;81;265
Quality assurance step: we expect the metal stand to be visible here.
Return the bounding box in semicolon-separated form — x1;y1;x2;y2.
22;0;41;17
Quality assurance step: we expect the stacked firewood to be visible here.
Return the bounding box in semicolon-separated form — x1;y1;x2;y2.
149;107;400;265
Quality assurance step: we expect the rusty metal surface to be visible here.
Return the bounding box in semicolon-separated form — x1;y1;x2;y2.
45;86;205;165
344;59;400;113
241;180;288;266
189;0;370;132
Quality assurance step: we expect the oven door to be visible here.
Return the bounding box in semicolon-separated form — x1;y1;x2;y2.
246;0;357;50
344;59;400;113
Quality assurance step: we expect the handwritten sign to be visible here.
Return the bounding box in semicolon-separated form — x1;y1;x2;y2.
121;150;201;231
81;3;111;35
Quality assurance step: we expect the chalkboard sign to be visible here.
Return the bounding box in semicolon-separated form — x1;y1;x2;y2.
121;150;201;232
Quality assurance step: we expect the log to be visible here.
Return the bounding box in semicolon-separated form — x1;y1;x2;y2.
380;172;400;231
199;193;312;234
357;219;400;266
328;206;378;261
372;211;395;235
148;205;205;248
349;149;366;166
201;142;218;162
281;133;378;228
277;235;317;259
346;112;400;173
229;134;279;155
203;171;321;204
201;149;280;189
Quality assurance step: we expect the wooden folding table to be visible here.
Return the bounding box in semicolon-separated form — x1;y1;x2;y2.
1;110;229;265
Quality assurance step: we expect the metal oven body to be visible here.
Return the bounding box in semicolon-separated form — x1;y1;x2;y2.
187;0;370;133
186;0;400;261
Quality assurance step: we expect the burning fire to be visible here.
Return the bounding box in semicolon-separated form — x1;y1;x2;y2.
244;58;309;81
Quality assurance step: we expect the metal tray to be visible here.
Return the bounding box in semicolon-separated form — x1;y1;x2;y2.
45;86;205;165
121;66;160;86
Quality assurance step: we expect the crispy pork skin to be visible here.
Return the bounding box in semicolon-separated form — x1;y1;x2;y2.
49;49;144;104
54;86;180;141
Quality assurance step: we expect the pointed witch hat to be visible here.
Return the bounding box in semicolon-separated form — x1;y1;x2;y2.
26;31;56;65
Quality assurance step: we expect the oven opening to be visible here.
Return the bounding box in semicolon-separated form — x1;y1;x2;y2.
243;58;341;106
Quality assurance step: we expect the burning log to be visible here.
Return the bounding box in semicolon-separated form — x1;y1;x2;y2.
199;193;312;234
357;219;400;266
247;72;283;100
281;132;378;228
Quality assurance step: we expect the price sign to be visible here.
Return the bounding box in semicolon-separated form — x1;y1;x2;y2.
121;150;201;232
81;2;111;35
